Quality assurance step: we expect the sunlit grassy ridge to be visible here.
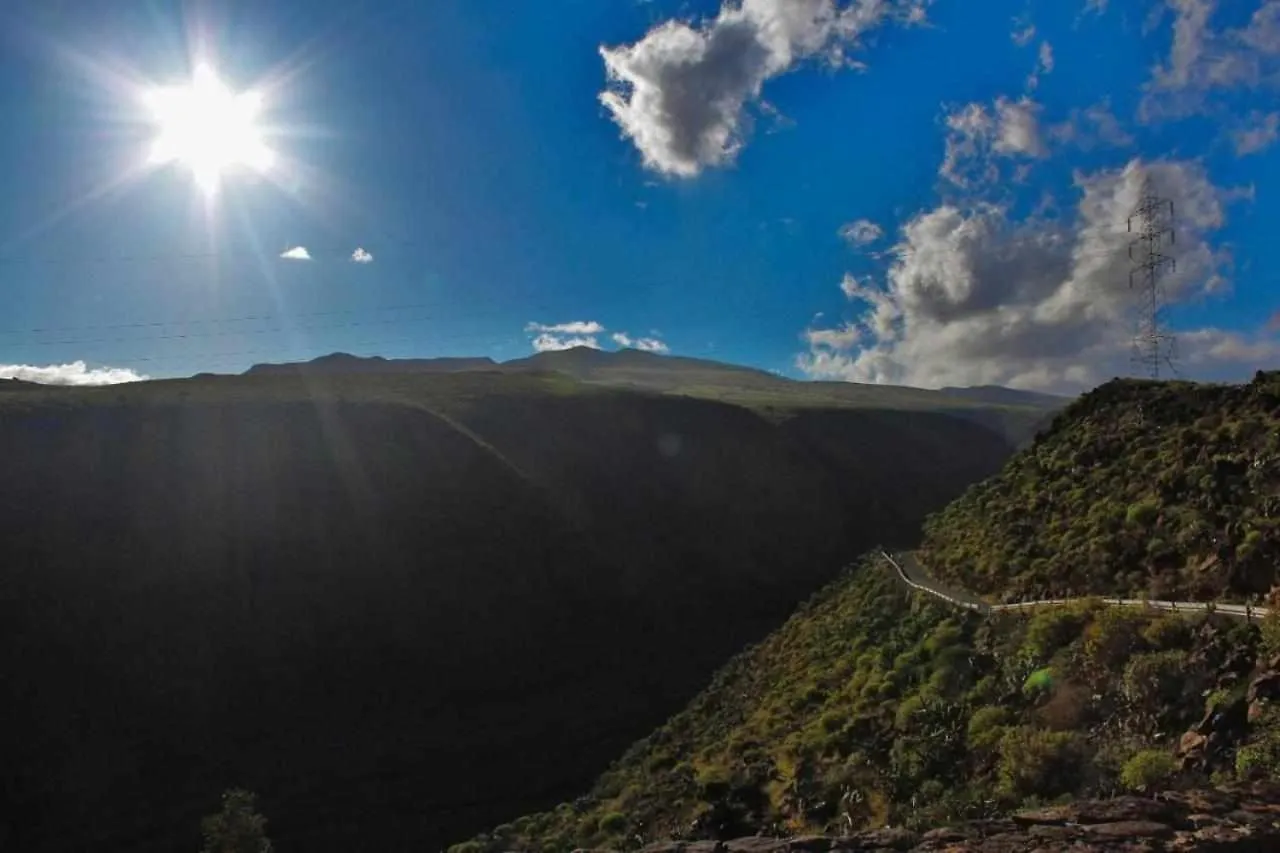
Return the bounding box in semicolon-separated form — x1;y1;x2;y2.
920;371;1280;603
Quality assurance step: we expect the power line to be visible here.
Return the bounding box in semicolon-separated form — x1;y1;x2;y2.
0;300;442;338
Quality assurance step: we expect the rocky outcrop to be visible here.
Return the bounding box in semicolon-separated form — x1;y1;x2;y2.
1179;660;1280;772
574;785;1280;852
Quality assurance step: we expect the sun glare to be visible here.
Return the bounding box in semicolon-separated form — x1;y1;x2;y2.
144;63;274;193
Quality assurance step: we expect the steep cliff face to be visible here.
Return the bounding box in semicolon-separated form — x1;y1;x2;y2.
0;372;1011;853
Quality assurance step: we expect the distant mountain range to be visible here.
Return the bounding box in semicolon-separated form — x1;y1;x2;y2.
244;348;1071;422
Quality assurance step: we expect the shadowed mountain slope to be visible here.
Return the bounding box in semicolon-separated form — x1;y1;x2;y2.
0;370;1010;853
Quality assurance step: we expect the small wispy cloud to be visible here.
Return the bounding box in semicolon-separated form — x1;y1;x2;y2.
1011;23;1036;46
612;331;670;353
280;246;312;260
351;247;374;263
838;218;885;246
0;361;148;386
1233;111;1280;156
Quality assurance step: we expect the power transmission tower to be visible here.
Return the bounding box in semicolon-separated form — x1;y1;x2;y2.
1126;179;1178;379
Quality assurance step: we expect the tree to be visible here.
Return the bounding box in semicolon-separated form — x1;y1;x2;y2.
200;789;273;853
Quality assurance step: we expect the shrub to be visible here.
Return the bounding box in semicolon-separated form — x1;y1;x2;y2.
997;727;1084;800
1119;750;1177;792
1126;500;1160;528
597;812;628;835
1122;651;1188;716
1022;608;1090;663
200;789;273;853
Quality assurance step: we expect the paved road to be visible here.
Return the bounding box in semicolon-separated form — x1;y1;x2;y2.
881;551;1270;622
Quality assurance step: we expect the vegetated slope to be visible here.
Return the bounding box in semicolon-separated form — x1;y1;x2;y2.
920;371;1280;603
0;370;1010;853
461;556;1280;853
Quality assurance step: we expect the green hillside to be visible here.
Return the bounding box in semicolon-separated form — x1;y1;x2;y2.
0;369;1010;853
920;370;1280;603
459;556;1280;853
457;370;1280;853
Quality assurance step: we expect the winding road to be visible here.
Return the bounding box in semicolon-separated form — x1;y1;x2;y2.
880;551;1270;622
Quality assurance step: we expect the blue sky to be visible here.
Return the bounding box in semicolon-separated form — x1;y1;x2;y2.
0;0;1278;390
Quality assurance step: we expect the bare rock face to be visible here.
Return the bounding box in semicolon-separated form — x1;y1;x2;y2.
578;784;1280;852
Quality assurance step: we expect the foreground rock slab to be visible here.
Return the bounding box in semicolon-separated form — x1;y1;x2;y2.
571;784;1280;852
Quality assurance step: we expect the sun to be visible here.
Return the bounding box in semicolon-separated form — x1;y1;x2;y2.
144;63;274;194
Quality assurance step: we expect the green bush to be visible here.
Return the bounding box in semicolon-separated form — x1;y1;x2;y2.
997;727;1083;800
597;812;628;835
200;789;273;853
1125;499;1160;527
1119;749;1177;792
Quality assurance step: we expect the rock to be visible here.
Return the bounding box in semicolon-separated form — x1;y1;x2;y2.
838;827;917;849
724;839;789;853
1013;796;1174;826
1081;820;1174;839
918;826;968;844
620;785;1280;852
1248;670;1280;703
1178;729;1208;758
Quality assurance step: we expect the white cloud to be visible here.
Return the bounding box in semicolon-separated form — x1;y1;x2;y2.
1179;328;1280;364
941;96;1046;187
1011;23;1037;46
612;331;671;353
351;247;374;263
799;158;1245;392
1140;0;1280;122
598;0;931;177
532;333;602;352
280;246;311;260
838;218;884;246
1039;41;1055;74
1233;110;1280;154
527;320;608;352
803;322;861;350
994;96;1047;157
0;361;148;386
1050;99;1135;150
1027;40;1055;89
526;320;607;335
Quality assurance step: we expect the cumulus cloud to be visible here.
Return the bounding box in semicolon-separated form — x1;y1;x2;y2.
598;0;930;177
279;246;311;260
526;320;607;335
526;320;606;352
612;331;671;353
0;361;148;386
838;218;884;246
1050;99;1135;150
1011;23;1037;46
1233;110;1280;154
941;96;1047;187
798;159;1248;392
1140;0;1280;122
803;322;861;350
531;333;602;352
1180;327;1280;364
351;247;374;263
